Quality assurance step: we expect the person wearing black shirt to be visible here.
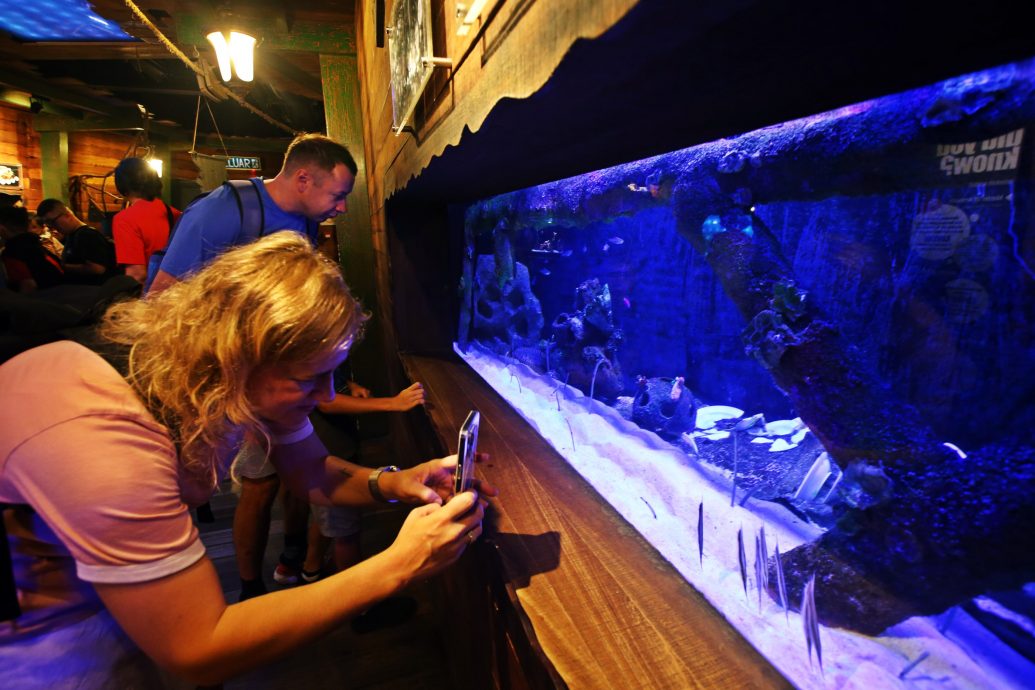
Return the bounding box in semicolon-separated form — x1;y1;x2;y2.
36;199;116;285
0;206;64;292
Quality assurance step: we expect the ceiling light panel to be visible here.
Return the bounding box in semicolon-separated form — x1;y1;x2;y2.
0;1;136;41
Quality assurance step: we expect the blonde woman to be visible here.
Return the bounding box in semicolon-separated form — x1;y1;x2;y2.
0;232;494;688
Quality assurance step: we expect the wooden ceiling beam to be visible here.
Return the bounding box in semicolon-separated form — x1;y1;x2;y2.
175;14;355;55
0;68;115;116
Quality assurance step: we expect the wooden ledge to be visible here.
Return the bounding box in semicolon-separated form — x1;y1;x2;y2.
401;352;790;689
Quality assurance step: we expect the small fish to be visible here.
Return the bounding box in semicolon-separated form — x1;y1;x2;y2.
608;236;625;245
775;537;789;623
733;412;765;432
756;525;769;612
737;527;748;599
622;297;631;309
802;574;822;673
759;525;768;571
539;267;552;276
754;534;768;613
670;376;685;401
697;501;704;567
603;243;610;252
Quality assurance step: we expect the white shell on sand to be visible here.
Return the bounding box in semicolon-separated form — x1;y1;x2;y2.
765;418;803;436
695;405;744;430
769;438;797;452
703;430;730;442
790;428;809;444
751;437;774;444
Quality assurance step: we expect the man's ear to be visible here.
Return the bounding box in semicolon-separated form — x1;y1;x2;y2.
294;167;312;192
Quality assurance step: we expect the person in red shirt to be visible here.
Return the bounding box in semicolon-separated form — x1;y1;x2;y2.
112;157;180;284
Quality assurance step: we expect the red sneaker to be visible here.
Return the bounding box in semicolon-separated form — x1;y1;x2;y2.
273;562;300;585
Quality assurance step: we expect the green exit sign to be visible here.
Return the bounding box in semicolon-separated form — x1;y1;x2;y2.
226;156;261;169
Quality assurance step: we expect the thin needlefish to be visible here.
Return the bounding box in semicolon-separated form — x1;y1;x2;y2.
775;536;789;623
755;533;769;613
737;527;748;599
802;574;822;673
697;501;704;567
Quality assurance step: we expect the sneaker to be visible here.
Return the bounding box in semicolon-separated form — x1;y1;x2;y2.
300;568;322;584
273;562;300;585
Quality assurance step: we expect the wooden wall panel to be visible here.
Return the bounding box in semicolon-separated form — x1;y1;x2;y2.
68;131;135;178
171;150;201;181
66;131;135;218
0;103;43;211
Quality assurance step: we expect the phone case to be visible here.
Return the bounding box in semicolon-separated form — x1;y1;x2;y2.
454;409;480;495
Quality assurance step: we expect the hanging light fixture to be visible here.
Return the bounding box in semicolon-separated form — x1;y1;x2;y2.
147;158;163;177
206;30;256;82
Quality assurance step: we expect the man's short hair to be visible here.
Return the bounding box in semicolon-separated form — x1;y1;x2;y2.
36;198;66;218
282;133;357;177
0;205;30;232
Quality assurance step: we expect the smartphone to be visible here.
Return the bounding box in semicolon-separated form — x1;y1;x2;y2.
453;410;480;496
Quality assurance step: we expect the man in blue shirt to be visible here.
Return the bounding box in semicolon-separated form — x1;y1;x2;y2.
148;133;358;600
148;133;357;293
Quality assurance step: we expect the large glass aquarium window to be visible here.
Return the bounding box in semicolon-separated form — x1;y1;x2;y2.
456;59;1035;688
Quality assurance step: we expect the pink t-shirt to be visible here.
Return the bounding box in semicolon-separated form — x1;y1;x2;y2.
0;341;210;639
112;198;181;266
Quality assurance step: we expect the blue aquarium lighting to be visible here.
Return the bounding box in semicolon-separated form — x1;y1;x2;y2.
0;1;135;42
457;56;1035;689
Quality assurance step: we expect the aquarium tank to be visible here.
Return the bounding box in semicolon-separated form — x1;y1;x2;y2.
455;57;1035;689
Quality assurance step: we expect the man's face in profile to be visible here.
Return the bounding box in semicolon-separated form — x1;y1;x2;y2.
299;164;356;223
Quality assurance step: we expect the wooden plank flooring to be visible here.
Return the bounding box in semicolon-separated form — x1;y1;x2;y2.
197;438;455;689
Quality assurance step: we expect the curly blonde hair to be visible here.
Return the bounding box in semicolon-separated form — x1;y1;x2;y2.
100;232;368;485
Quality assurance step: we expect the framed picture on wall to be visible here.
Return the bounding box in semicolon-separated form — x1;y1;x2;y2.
387;0;434;135
0;162;23;191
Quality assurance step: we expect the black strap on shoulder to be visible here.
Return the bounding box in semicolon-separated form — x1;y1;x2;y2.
162;200;175;234
226;178;265;243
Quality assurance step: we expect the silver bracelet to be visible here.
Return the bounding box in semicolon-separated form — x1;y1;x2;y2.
270;419;314;445
368;465;400;503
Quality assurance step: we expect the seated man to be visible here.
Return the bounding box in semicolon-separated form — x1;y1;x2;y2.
36;199;116;285
0;206;64;292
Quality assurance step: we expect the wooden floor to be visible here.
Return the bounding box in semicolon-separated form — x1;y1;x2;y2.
196;437;455;689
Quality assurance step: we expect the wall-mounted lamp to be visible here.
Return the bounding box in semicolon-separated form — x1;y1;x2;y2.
206;30;256;82
456;0;490;36
147;158;163;178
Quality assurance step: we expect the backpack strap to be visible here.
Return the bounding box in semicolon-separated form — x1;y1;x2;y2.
162;200;174;234
227;178;265;243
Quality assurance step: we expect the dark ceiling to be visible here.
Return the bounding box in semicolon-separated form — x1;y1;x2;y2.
2;1;1033;200
0;0;354;144
397;0;1035;205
